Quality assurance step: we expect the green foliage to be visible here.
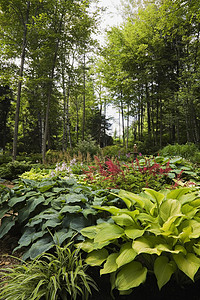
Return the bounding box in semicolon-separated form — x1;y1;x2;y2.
0;242;98;300
0;161;32;180
79;187;200;295
81;156;177;193
75;137;100;159
159;143;199;161
0;177;115;260
20;167;51;181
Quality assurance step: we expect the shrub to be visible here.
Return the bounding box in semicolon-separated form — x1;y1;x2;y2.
79;187;200;296
74;136;100;159
159;143;199;160
0;242;98;300
0;161;32;180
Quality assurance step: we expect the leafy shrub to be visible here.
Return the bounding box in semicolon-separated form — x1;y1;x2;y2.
75;136;100;159
0;177;116;260
79;187;200;296
0;154;11;165
0;242;98;300
0;161;32;180
159;143;199;161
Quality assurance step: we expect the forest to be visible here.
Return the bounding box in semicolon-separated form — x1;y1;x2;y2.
1;1;200;299
0;0;199;162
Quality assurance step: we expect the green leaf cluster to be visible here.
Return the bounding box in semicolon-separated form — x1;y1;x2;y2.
0;242;98;300
80;187;200;295
0;177;112;260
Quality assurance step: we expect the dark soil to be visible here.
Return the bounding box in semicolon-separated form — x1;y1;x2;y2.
89;269;200;300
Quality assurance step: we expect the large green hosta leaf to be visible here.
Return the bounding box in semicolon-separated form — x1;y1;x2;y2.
143;189;165;206
166;188;191;200
159;199;182;223
85;249;108;266
94;223;124;243
173;253;200;280
116;242;137;268
115;261;147;291
112;213;135;226
100;253;118;275
154;256;176;290
118;190;145;209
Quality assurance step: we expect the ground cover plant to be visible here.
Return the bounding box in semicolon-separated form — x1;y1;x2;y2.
81;156;199;192
0;177;119;260
79;187;200;297
0;242;97;300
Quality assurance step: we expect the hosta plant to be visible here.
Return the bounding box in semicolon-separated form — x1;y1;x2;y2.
79;187;200;297
0;177;116;260
0;242;98;300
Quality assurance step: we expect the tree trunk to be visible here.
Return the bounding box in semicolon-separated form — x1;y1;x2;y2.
42;12;64;163
121;92;125;147
82;52;86;141
12;1;30;161
126;104;129;149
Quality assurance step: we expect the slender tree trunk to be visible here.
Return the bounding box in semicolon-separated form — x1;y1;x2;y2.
66;76;72;148
159;99;162;148
120;92;125;147
75;96;79;143
126;104;129;149
82;52;86;141
146;82;151;140
12;1;30;161
103;99;107;147
62;67;67;152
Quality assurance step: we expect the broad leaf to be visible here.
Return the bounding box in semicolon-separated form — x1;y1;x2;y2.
0;216;16;239
100;253;118;275
118;190;145;208
115;261;147;291
85;249;108;266
94;223;124;243
28;237;54;259
166;188;191;200
9;195;26;207
132;236;164;255
173;253;200;280
154;256;176;289
60;205;81;214
112;214;135;226
159;199;182;223
144;189;165;206
125;226;146;240
116;242;137;268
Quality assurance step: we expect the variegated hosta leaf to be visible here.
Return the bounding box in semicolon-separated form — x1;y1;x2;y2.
154;256;176;290
115;261;147;291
